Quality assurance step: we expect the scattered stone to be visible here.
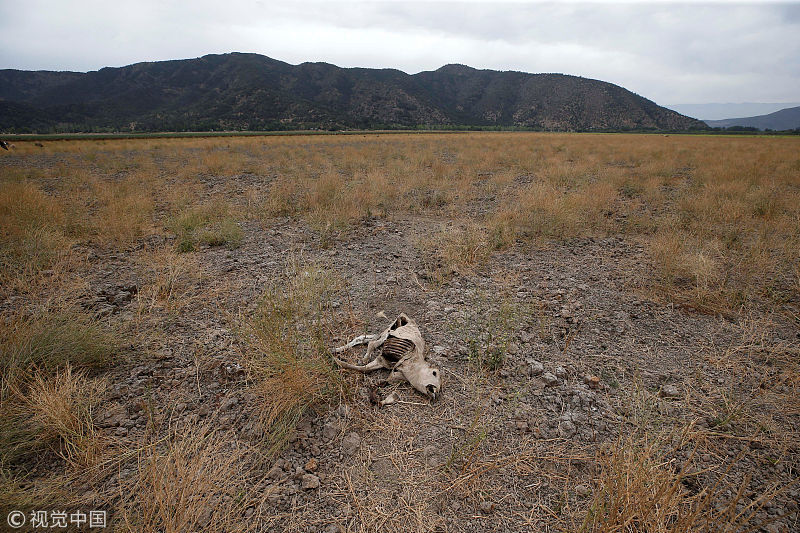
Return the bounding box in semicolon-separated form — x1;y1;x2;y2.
575;484;591;497
115;426;128;437
555;366;568;380
304;458;319;472
542;372;559;386
584;375;601;389
220;396;239;410
479;501;495;514
341;432;362;455
301;474;320;490
526;359;544;376
96;304;115;318
660;384;680;398
433;345;447;355
267;464;284;480
558;420;577;438
323;422;341;440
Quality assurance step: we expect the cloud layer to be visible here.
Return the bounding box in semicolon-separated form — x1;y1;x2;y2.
1;1;798;105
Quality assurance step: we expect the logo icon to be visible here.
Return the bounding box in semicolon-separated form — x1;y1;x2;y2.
7;510;26;528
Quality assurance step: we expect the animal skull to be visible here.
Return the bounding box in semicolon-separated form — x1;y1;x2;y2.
332;313;441;401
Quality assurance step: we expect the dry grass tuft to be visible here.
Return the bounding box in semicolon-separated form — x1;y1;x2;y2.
135;245;203;312
1;364;107;468
243;255;346;454
0;310;118;395
419;222;492;283
23;366;108;467
0;308;116;470
581;430;796;533
0;181;70;286
167;200;242;252
91;178;155;244
119;424;256;532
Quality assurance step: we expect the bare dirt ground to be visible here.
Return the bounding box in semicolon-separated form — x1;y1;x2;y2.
1;133;798;532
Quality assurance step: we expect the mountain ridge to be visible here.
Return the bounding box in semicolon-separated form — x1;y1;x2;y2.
704;106;800;131
0;52;706;133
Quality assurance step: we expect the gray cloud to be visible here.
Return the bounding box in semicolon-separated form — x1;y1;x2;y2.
0;1;797;105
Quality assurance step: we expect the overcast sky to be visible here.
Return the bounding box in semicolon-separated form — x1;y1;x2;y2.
0;1;798;109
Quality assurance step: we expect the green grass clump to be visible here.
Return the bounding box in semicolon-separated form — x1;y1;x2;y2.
198;218;244;249
168;203;243;252
1;311;118;382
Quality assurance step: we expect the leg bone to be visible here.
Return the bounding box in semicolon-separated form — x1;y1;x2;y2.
332;333;380;354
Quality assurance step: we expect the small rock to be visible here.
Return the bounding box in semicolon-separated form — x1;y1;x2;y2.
115;426;128;437
433;345;446;354
526;359;544;376
584;375;601;389
112;291;132;305
660;384;680;398
575;484;591;497
479;501;495;514
323;422;341;440
301;474;320;490
266;464;284;480
304;458;319;472
341;432;361;455
555;366;568;379
95;304;115;318
220;396;239;410
558;420;577;438
542;372;559;386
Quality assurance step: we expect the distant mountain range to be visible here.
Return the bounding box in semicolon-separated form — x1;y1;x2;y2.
704;106;800;131
0;53;706;133
666;102;800;121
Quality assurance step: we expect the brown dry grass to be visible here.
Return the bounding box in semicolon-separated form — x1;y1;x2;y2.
118;423;259;532
23;366;108;468
243;254;348;454
579;428;793;533
4;133;797;317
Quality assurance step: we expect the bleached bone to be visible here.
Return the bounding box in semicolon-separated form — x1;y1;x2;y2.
380;391;400;406
332;313;441;401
